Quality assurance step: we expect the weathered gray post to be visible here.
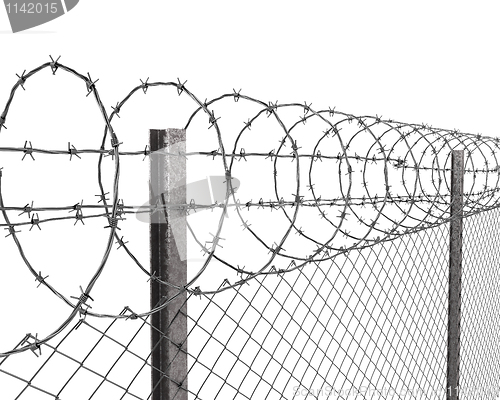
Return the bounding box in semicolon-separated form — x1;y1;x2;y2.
150;128;188;400
447;149;464;400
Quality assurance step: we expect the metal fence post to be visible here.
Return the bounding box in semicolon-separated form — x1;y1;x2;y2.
150;128;188;400
447;149;464;400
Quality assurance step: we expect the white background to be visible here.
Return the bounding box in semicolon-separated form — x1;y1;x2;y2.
1;1;500;399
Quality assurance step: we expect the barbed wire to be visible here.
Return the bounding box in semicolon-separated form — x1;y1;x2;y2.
0;56;499;362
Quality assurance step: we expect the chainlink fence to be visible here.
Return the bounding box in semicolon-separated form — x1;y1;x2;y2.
0;58;499;399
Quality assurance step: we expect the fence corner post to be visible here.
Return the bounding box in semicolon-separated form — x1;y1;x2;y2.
149;128;188;400
447;149;464;400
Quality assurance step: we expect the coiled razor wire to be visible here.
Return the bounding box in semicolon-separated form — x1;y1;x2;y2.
0;56;500;360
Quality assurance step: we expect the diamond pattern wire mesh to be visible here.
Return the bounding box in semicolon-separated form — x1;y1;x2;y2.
0;223;453;399
184;222;451;399
460;208;500;400
0;309;153;400
1;217;500;399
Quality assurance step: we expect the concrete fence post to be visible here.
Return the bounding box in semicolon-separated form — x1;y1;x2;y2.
447;149;464;400
149;128;188;400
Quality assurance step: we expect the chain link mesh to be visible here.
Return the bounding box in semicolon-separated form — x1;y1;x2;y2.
460;208;500;399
